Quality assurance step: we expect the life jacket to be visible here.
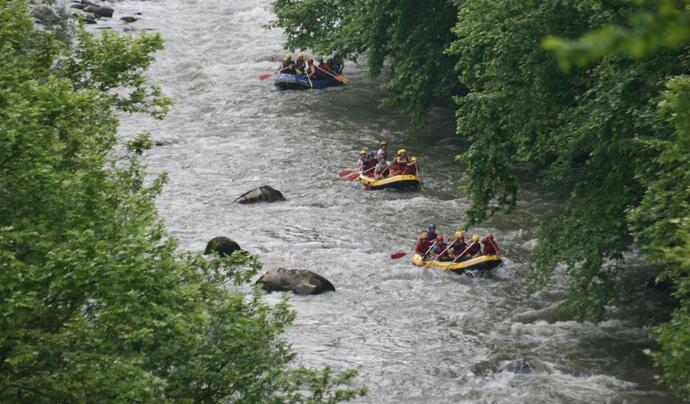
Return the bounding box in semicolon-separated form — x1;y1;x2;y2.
481;237;499;255
364;158;377;176
432;242;448;255
374;162;389;178
416;239;432;255
450;240;467;256
388;160;402;175
426;230;437;241
464;242;481;257
376;148;387;161
318;63;330;79
293;60;305;75
279;61;294;74
306;64;317;79
402;162;417;175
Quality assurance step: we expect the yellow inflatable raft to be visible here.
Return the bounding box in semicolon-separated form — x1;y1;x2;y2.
356;174;421;190
411;253;502;273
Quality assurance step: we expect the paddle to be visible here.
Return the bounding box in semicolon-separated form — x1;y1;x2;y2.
315;65;349;84
339;169;354;177
449;241;478;265
305;65;314;89
391;238;438;260
347;165;376;181
414;161;423;189
258;66;294;80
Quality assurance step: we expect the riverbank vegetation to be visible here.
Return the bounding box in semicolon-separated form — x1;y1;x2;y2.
272;0;690;399
0;1;365;401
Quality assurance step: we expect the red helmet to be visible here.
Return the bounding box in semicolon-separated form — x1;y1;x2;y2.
307;57;313;64
437;236;444;242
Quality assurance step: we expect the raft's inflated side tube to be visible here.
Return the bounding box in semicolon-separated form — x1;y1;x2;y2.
274;74;343;90
356;174;421;190
411;253;502;273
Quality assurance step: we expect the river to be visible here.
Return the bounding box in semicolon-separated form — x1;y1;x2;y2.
111;0;679;402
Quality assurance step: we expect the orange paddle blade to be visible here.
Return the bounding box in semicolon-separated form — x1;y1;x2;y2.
347;172;361;181
335;75;348;84
390;252;407;259
339;169;353;177
259;73;272;80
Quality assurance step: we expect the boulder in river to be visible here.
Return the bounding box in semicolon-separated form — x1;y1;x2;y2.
256;268;335;295
204;236;242;257
121;16;138;23
83;4;114;18
233;185;285;204
495;358;534;374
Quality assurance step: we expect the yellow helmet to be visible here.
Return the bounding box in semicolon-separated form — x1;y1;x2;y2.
397;148;407;156
359;149;367;155
455;231;464;239
379;140;387;146
410;157;417;162
471;234;480;242
297;53;304;59
283;53;292;61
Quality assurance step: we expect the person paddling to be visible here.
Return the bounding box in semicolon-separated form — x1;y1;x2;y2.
279;54;295;74
374;156;389;179
306;57;318;80
293;53;305;76
402;156;418;175
415;232;432;256
376;140;388;161
463;234;481;258
481;233;500;255
430;235;450;261
317;57;331;79
449;231;467;259
425;224;438;241
356;149;368;172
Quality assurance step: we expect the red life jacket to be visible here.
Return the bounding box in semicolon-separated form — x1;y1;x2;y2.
416;239;432;255
482;237;499;255
402;162;417;175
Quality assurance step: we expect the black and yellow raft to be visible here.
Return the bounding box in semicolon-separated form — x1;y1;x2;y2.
356;174;421;190
411;253;502;273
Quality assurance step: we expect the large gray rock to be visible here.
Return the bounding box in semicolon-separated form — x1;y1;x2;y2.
83;4;113;18
256;268;335;295
233;185;285;204
204;236;241;257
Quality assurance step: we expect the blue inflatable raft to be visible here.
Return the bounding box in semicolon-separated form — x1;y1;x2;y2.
274;74;343;90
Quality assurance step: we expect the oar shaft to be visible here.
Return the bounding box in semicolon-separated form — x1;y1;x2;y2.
450;241;478;264
315;65;339;80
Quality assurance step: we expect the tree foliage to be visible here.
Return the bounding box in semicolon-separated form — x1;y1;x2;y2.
0;1;365;401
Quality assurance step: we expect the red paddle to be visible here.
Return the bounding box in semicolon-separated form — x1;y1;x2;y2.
339;169;353;177
258;73;272;80
390;252;406;259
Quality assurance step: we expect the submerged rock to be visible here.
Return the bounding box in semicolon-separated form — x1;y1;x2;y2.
496;358;534;374
204;236;242;257
233;185;285;204
256;268;335;295
121;16;138;23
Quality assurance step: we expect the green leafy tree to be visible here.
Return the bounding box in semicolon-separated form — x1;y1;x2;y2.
544;0;690;397
0;1;365;402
